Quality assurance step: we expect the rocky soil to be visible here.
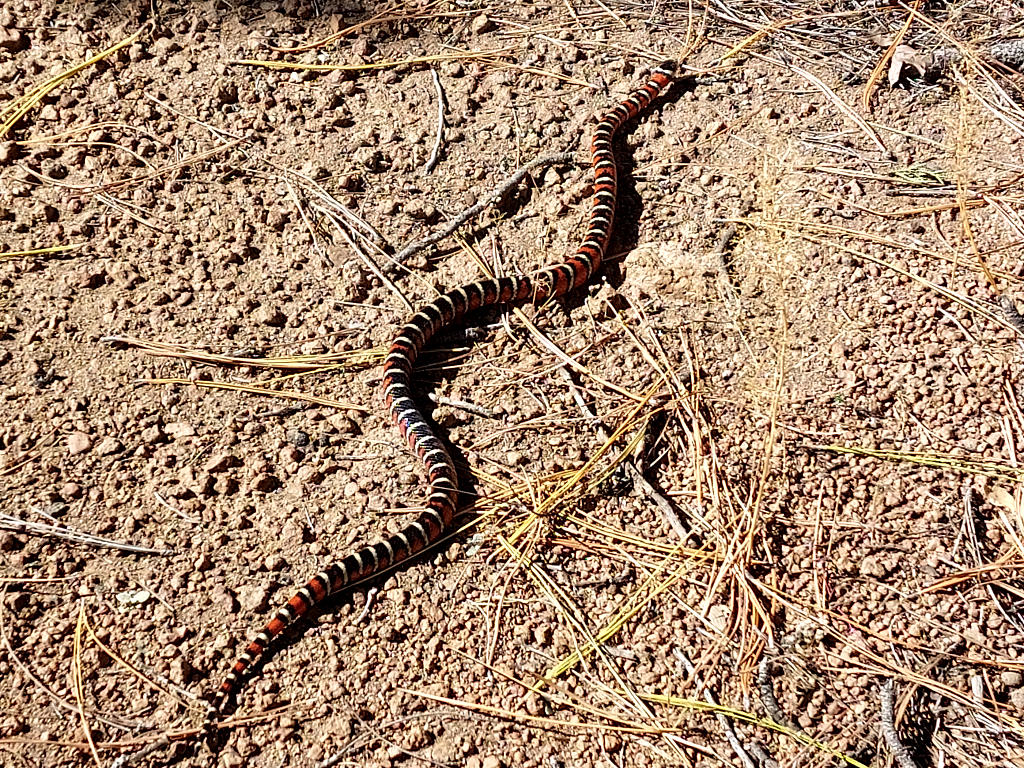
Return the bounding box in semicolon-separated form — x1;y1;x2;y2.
2;1;1024;767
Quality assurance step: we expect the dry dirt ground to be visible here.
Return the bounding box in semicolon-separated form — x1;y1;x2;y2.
3;1;1024;767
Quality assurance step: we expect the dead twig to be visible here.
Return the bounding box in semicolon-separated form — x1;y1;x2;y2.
284;166;387;247
231;47;514;74
787;63;889;156
425;68;446;173
137;377;368;413
102;334;380;371
315;202;414;312
94;192;168;233
428;392;500;419
757;657;801;732
555;366;689;542
0;512;172;556
0;429;57;476
1;586;138;731
143;91;242;142
1001;295;1024;338
0;27;144;139
355;586;380;624
675;649;761;768
108;736;171;768
286;179;331;267
880;680;919;768
958;479;1024;633
270;1;451;54
861;0;922;110
394;151;575;265
83;138;246;195
71;604;103;768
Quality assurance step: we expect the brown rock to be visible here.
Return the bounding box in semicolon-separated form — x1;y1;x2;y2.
61;482;82;499
280;517;308;546
327;412;359;434
204;453;240;473
0;141;22;164
237;583;271;613
470;14;494;34
1001;671;1022;687
77;267;107;289
165;422;196;438
1011;687;1024;712
67;432;92;455
858;555;891;579
295;465;322;484
251;473;280;492
255;305;286;327
214;476;239;495
193;553;213;571
0;27;27;53
96;436;123;456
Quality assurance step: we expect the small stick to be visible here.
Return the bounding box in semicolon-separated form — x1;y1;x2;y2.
355;586;380;624
153;491;200;524
265;162;387;246
675;649;760;768
394;151;575;265
557;365;603;433
627;462;689;541
305;178;387;246
0;512;172;555
556;366;690;541
787;63;890;157
428;392;500;419
109;736;171;768
425;68;446;173
87;138;246;195
880;679;919;768
287;179;331;267
96;192;167;233
1000;294;1024;339
143;92;242;142
757;657;801;731
963;477;1024;632
316;202;414;312
0;586;136;729
711;223;738;273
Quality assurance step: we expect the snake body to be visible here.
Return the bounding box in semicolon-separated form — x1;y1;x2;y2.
210;60;676;718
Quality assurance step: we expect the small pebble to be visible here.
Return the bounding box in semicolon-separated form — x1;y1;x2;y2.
287;429;310;447
96;436;123;456
67;432;92;456
470;14;494;34
255;306;286;327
